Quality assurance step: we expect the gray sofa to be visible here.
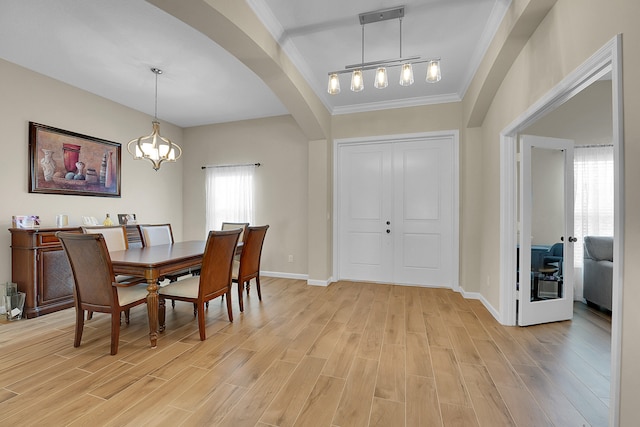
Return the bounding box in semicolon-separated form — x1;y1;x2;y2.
583;236;613;311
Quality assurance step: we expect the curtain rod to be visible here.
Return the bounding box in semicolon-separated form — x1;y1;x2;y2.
201;162;261;169
576;144;613;148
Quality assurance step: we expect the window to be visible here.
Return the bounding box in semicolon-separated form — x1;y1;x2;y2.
205;165;255;233
574;145;614;266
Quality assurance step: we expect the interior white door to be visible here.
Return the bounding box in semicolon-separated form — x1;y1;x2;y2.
338;143;394;282
393;140;454;286
519;135;575;326
338;137;454;287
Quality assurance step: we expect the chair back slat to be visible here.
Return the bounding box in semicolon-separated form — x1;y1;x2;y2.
199;229;242;299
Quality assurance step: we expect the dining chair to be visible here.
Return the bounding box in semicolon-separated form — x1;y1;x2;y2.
57;232;149;355
232;225;269;312
158;228;241;340
221;222;250;243
81;225;129;251
138;223;195;308
81;225;147;320
138;223;174;247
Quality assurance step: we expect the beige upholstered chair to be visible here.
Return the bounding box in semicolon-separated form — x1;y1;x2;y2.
138;224;193;307
82;225;129;251
158;228;241;340
57;232;148;355
221;222;250;243
138;223;174;247
232;225;269;312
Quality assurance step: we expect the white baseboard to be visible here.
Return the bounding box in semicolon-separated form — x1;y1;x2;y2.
458;288;502;323
307;277;333;287
260;270;308;281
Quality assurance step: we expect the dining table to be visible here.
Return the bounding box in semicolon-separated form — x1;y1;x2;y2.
110;240;205;348
109;239;244;348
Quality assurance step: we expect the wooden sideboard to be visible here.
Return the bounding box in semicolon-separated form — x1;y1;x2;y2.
9;225;143;318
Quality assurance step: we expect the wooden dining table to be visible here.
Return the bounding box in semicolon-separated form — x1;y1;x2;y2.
109;239;244;348
110;240;206;348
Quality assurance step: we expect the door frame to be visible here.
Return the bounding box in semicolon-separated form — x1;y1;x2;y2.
499;35;623;425
333;130;460;290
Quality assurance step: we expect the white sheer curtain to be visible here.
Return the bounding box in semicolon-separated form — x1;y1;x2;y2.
205;165;255;234
574;145;614;267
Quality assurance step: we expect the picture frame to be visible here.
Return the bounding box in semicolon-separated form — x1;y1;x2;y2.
28;122;121;197
117;213;137;225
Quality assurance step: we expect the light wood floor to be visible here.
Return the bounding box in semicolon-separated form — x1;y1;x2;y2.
0;278;611;426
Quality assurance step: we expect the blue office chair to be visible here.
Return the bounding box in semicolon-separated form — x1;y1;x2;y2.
543;242;563;275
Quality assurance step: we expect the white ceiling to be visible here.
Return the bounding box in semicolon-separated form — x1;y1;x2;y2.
0;0;510;128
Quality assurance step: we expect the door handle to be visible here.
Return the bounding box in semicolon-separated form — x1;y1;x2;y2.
568;236;577;243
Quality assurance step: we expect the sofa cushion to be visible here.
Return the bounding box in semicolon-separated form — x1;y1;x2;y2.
584;236;613;262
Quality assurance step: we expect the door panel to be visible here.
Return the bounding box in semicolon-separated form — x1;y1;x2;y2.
339;144;393;282
519;135;574;326
394;140;453;286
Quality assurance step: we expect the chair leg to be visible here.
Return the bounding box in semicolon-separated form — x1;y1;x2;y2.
111;312;121;355
74;308;85;348
193;303;197;316
197;302;207;341
225;291;233;323
87;310;93;320
237;280;244;312
159;297;166;332
171;299;175;308
256;276;262;301
125;309;131;324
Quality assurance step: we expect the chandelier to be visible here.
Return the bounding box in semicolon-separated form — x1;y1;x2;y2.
327;6;441;95
127;67;182;171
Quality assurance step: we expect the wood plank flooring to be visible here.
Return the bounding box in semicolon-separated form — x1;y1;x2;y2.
0;278;611;426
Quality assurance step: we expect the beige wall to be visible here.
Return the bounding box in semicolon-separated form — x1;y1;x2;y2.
468;0;640;422
0;58;184;282
182;116;308;276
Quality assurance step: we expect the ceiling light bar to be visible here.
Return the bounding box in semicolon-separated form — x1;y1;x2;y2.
327;5;442;95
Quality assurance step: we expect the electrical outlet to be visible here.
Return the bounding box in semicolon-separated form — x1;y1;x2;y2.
288;255;294;263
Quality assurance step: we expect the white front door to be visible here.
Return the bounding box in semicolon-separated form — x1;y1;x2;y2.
519;135;575;326
338;136;455;287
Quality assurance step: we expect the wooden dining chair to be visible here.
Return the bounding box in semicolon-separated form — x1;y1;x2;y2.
221;222;250;243
81;225;146;319
57;232;149;355
232;225;269;312
82;225;129;251
138;223;174;247
138;223;194;308
158;228;241;340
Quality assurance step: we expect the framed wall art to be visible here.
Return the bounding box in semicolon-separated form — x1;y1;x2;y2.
28;122;121;197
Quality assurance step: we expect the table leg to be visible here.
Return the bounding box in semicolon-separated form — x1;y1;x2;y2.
146;278;159;348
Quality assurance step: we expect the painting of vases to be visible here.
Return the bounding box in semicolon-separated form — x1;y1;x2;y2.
29;122;121;197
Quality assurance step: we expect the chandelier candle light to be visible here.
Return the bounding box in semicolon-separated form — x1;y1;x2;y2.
127;67;182;171
327;6;441;95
